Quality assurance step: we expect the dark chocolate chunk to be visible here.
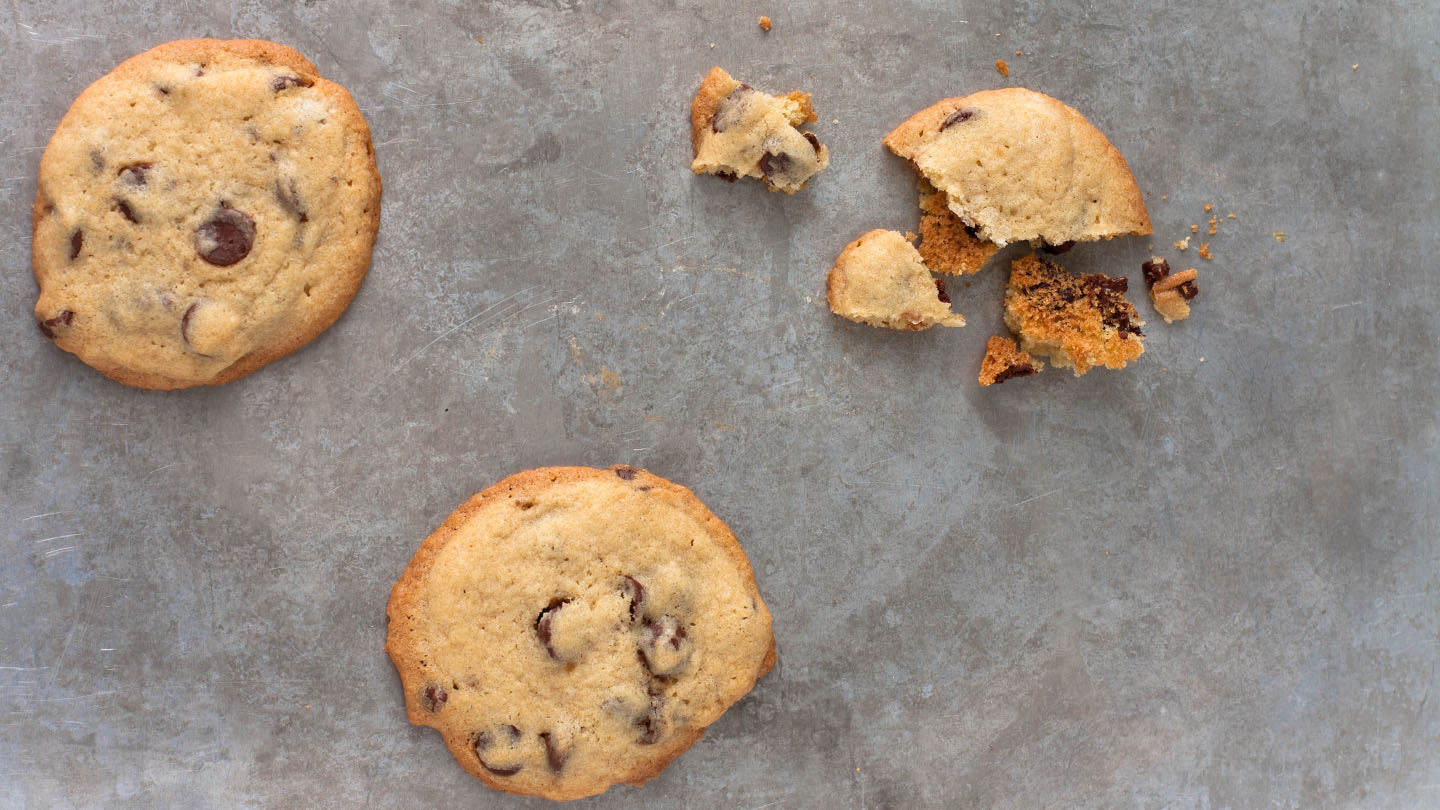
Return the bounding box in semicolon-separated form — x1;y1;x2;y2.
194;205;255;267
271;74;313;92
940;108;976;130
803;131;821;152
621;576;645;621
37;310;74;340
118;163;153;186
535;599;569;660
69;230;83;260
1141;257;1170;288
935;278;951;304
992;362;1038;385
1082;274;1143;338
472;727;524;777
614;466;638;481
420;683;448;713
715;171;739;183
636;692;666;745
1042;240;1076;255
539;732;569;773
116;199;139;224
1178;280;1199;300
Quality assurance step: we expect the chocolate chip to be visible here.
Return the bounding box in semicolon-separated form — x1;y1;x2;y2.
156;85;171;96
935;278;951;304
180;302;202;351
420;683;448;713
803;132;821;153
638;615;691;676
69;230;83;261
195;205;255;266
535;599;568;660
1141;257;1170;288
1082;274;1143;338
116;200;139;224
962;220;980;238
715;171;739;183
758;152;792;181
712;85;754;133
940;108;976;130
37;310;73;340
1042;240;1076;255
118;163;152;186
1178;280;1199;300
90;150;104;172
274;178;308;223
636;693;666;745
271;74;313;92
622;576;645;621
614;466;638;481
539;732;569;772
992;362;1038;385
472;727;524;777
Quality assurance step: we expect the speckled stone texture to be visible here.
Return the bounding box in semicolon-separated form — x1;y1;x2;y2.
1;2;1437;808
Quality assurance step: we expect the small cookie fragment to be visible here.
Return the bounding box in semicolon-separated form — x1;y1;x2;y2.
759;16;772;31
995;59;1010;77
917;179;999;275
979;335;1042;386
826;229;965;331
1004;254;1144;375
386;466;775;801
690;66;828;194
1141;257;1198;323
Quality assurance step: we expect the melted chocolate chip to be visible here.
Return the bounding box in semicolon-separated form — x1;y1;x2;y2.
622;576;645;621
758;152;792;181
195;205;256;266
1082;274;1143;338
274;178;308;223
1141;258;1170;288
1042;240;1076;255
472;727;524;777
1178;280;1199;300
715;171;739;183
420;683;448;713
992;362;1038;384
180;302;201;351
935;278;951;304
116;200;139;224
118;163;152;186
614;466;638;480
271;74;313;92
37;310;74;339
940;108;976;130
636;693;666;745
90;150;105;172
535;599;568;660
539;732;569;773
803;131;821;152
962;220;980;238
69;230;83;260
711;85;754;133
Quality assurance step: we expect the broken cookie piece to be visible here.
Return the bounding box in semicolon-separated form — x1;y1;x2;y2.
917;179;999;275
979;335;1042;386
826;229;965;331
1141;257;1198;323
690;66;828;194
1004;254;1144;375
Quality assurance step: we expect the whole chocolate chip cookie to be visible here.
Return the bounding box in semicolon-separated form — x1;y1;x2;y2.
31;39;381;389
385;466;775;801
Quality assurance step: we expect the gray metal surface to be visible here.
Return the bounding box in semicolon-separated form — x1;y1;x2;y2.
2;1;1437;807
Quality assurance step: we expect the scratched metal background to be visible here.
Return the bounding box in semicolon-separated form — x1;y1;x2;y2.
2;1;1438;808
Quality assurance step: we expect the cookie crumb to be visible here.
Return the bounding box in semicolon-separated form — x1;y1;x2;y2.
1197;242;1212;260
995;59;1010;77
1142;257;1198;323
1190;224;1199;233
1208;217;1219;235
1227;212;1236;219
475;36;483;43
1015;50;1023;56
759;16;772;31
1204;203;1213;212
832;118;839;124
1161;195;1168;200
1352;64;1359;70
1174;237;1190;251
1273;231;1286;243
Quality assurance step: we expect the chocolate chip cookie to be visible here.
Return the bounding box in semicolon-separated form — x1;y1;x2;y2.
32;39;381;388
1004;254;1145;375
826;229;966;331
385;466;775;801
885;88;1150;248
690;66;828;194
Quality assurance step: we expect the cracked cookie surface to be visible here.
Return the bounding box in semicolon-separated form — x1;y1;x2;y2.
826;229;965;331
885;88;1150;248
690;66;828;194
32;38;381;389
1004;254;1145;375
385;466;775;801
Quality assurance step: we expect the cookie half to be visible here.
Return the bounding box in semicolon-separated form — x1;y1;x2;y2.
826;229;965;331
32;39;381;388
386;465;775;801
690;66;828;194
885;88;1150;248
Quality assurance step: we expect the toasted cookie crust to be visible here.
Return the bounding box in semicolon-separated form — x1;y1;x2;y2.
885;88;1150;247
32;39;381;389
1004;254;1145;375
386;466;775;801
